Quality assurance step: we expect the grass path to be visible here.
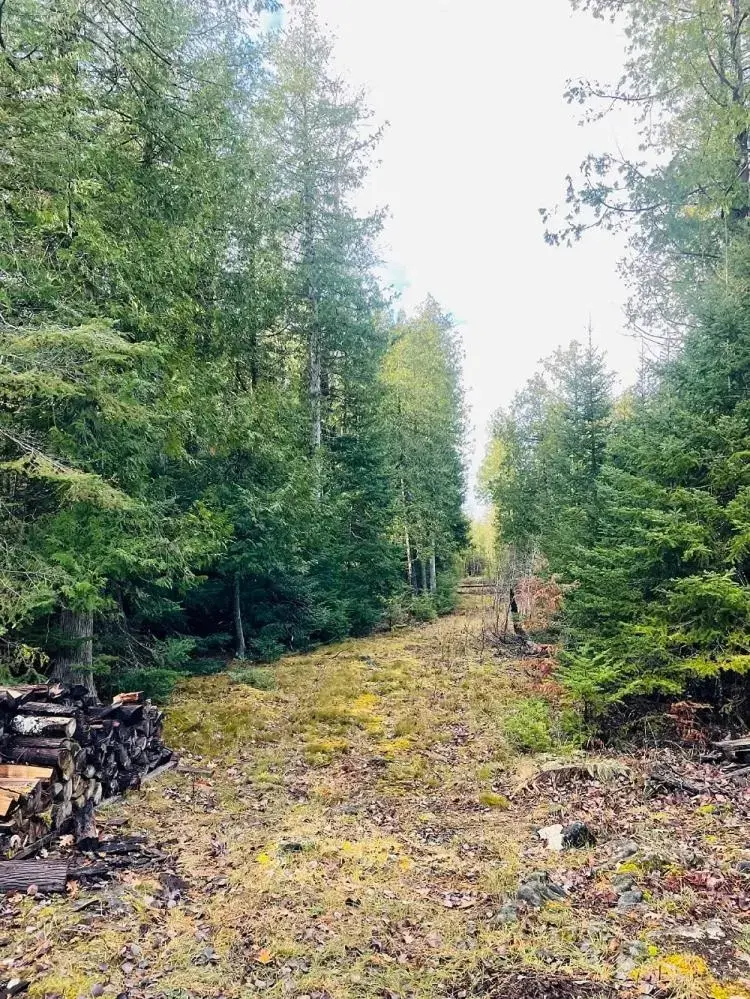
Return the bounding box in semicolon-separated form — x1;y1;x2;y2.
10;597;750;999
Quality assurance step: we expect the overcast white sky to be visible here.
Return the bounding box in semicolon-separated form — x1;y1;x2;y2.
313;0;640;511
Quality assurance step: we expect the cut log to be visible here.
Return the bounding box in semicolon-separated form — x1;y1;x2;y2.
5;745;74;779
713;736;750;762
74;799;98;850
51;800;73;828
16;702;78;717
10;716;76;739
113;692;142;706
0;793;19;820
0;860;68;893
52;779;72;804
116;704;144;725
0;680;170;857
0;765;53;782
0;780;39;795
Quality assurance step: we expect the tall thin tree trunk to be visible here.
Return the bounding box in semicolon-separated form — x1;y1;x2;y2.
730;0;749;219
404;524;414;588
429;545;437;594
233;573;246;660
52;608;96;697
420;558;428;594
309;325;322;451
401;475;414;589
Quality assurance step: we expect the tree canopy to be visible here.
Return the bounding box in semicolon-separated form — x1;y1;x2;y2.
0;0;467;695
486;0;750;722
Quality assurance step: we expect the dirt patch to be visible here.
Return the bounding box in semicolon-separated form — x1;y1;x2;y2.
446;965;617;999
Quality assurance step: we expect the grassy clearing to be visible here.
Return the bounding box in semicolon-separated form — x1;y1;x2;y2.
7;595;750;999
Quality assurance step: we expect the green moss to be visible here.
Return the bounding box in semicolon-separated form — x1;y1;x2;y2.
478;791;510;809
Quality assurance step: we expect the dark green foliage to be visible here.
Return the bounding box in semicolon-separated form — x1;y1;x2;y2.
229;667;276;691
488;265;750;716
113;669;184;705
0;1;467;690
480;0;750;722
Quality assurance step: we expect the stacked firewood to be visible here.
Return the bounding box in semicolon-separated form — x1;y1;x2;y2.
0;684;171;856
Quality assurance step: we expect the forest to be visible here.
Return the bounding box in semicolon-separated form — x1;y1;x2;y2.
5;5;750;997
482;0;750;724
0;0;467;698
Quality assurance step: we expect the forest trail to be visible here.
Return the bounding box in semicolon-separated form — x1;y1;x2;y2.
12;595;750;999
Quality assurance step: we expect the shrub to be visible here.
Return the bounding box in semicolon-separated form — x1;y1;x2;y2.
410;595;437;622
434;568;461;615
152;636;197;671
249;634;286;662
116;667;182;703
503;697;554;753
183;657;226;676
229;666;276;690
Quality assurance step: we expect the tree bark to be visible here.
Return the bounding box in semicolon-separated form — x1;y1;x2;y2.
429;545;437;594
52;608;96;697
404;527;414;589
74;798;98;850
309;326;322;451
729;0;749;219
420;558;428;594
10;716;76;739
0;860;69;893
233;573;246;660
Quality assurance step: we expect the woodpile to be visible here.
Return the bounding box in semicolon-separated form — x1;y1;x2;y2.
0;684;171;856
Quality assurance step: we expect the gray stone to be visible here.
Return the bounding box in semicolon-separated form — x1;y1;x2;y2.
613;874;635;895
615;957;637;978
627;941;650;960
516;883;544;907
614;840;639;861
736;860;750;873
516;870;567;907
616;889;644;912
497;901;519;924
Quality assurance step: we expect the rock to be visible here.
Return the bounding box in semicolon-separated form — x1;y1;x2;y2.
616;889;644;912
516;871;567;907
616;956;637;977
627;941;650;960
537;824;564;851
672;919;726;941
562;821;596;848
517;883;544;907
614;840;639;861
736;861;750;874
613;874;635;895
497;901;519;924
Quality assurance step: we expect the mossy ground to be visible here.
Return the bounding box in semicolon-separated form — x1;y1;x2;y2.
6;595;750;999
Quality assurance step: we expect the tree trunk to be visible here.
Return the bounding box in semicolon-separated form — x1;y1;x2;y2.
730;0;749;219
420;558;428;594
404;525;414;589
52;608;96;698
429;544;437;594
309;326;322;451
233;573;246;660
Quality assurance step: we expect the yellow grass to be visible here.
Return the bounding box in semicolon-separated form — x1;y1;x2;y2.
7;595;747;999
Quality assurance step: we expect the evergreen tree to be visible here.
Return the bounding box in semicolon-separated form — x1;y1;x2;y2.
382;299;468;606
0;1;461;695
